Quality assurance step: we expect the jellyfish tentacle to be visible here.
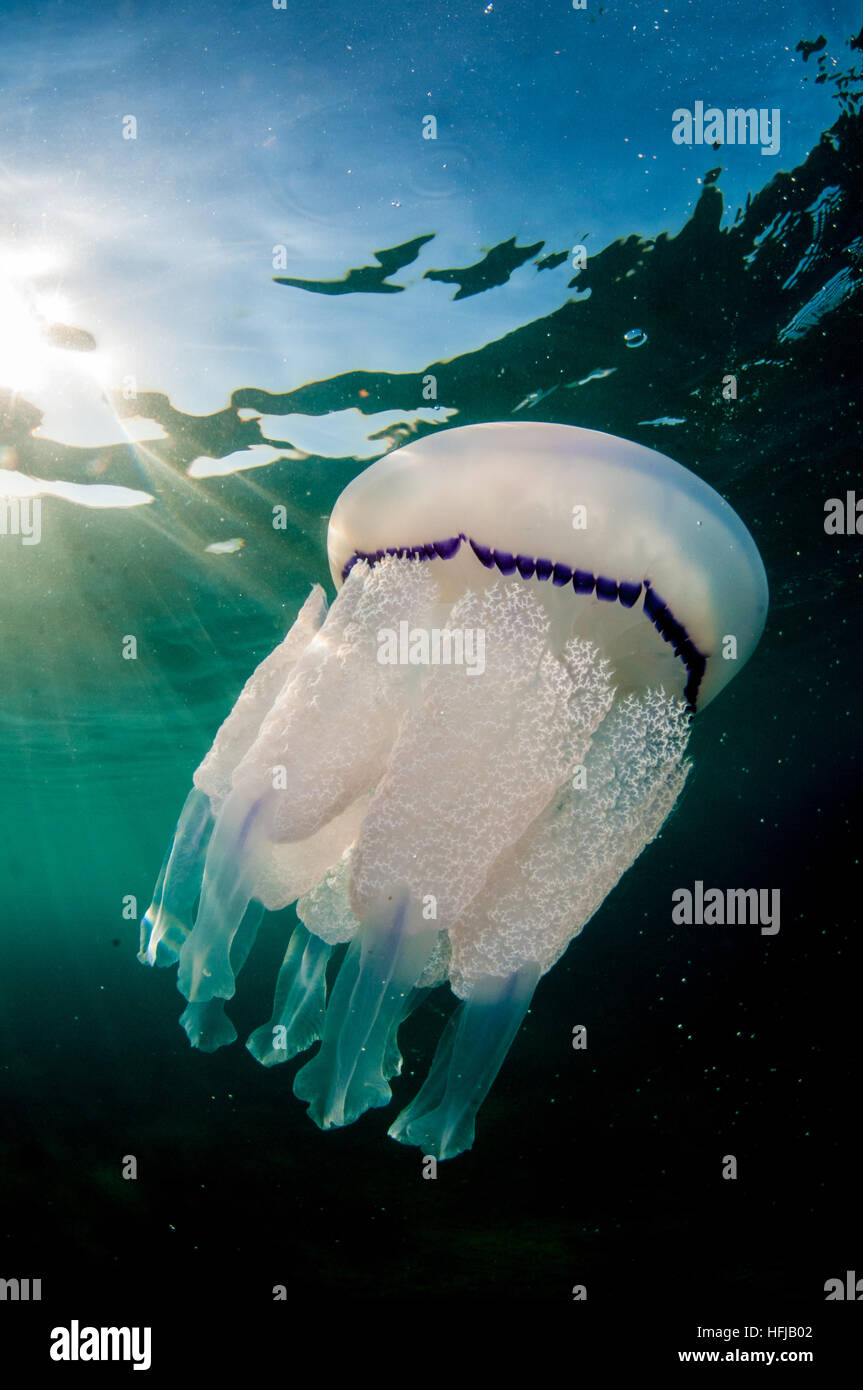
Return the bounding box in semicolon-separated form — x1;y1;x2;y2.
244;927;426;1073
246;846;362;1068
293;889;437;1129
248;857;433;1073
138;786;214;967
382;986;428;1080
142;587;329;979
246;922;333;1066
179;901;265;1051
179;999;237;1052
177;787;275;1003
388;962;540;1160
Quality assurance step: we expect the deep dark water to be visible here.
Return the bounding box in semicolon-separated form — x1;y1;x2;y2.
1;14;861;1367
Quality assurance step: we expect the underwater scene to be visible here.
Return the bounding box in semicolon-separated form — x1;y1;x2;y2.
1;0;861;1368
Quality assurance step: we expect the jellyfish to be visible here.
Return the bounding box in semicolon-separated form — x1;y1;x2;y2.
139;422;768;1159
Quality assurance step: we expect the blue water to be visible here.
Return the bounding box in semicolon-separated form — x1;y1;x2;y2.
0;0;860;1361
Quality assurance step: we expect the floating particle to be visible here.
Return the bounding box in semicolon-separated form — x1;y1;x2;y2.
205;538;245;555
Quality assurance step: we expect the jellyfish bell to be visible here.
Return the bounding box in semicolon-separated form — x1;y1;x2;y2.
328;421;768;709
139;422;768;1159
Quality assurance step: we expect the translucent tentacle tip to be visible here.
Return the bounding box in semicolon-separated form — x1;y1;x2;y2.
180;999;237;1053
246;925;332;1066
388;962;540;1160
293;890;437;1130
177;789;272;1003
138;786;214;967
